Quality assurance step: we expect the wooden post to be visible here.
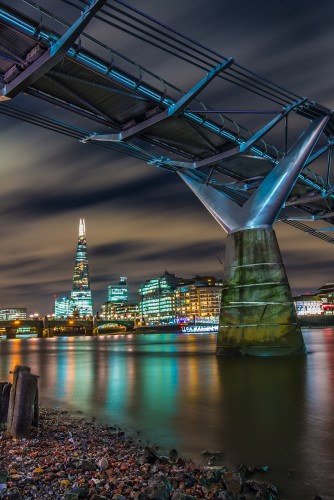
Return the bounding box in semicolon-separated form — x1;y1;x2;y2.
0;382;11;423
32;386;39;428
7;365;39;438
7;365;30;430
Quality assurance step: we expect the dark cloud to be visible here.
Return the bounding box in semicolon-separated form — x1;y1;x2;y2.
137;240;224;264
90;240;147;258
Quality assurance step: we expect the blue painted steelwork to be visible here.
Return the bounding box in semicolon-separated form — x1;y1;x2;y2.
81;58;234;143
0;6;271;159
0;0;109;100
157;98;307;171
1;2;334;231
178;117;329;233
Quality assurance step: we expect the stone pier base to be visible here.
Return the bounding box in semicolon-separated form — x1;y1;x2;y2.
216;228;305;356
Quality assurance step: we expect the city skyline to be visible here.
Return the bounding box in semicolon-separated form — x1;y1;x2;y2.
1;0;334;314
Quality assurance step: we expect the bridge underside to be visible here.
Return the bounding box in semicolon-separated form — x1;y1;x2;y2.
0;1;334;355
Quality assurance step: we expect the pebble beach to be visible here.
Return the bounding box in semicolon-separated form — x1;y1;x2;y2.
0;406;282;499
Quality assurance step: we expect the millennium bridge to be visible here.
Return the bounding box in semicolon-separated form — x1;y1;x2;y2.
0;0;333;355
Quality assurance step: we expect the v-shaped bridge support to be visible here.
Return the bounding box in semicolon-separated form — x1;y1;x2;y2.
179;116;328;356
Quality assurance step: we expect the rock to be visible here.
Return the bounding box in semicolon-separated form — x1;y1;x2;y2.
132;494;149;500
175;457;186;467
142;476;174;499
223;471;242;495
171;492;196;499
201;450;224;464
208;455;224;466
140;446;160;464
60;479;71;489
169;449;178;462
216;492;232;499
0;488;22;499
256;465;269;473
77;460;97;471
0;472;7;484
245;479;278;499
236;464;269;476
71;486;90;498
97;457;109;471
158;456;172;465
256;490;277;500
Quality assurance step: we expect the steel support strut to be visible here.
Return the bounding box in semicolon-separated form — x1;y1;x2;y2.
0;0;109;100
80;58;234;143
159;98;307;170
179;116;328;356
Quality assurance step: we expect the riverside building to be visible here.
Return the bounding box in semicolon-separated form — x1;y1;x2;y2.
101;302;138;322
294;294;323;316
108;277;129;303
54;296;74;318
0;308;27;320
138;272;222;325
138;272;180;325
293;283;334;316
101;277;138;321
175;276;223;324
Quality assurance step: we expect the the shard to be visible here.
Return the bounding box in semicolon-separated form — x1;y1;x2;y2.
71;218;93;317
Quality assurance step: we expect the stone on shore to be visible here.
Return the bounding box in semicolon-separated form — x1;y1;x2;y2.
0;405;283;499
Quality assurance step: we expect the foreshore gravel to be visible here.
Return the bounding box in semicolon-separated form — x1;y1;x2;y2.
0;406;279;499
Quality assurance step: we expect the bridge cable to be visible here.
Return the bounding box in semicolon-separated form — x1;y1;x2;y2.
56;0;298;106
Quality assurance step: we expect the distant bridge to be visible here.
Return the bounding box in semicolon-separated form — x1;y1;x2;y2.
0;318;134;338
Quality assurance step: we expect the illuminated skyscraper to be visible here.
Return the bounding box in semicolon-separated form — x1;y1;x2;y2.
108;276;129;303
70;218;93;317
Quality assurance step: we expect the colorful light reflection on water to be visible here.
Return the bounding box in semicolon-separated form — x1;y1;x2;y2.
0;330;333;498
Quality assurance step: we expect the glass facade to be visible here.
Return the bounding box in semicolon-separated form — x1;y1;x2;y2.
138;272;180;325
70;218;93;317
54;296;74;318
101;302;138;321
0;308;27;320
108;277;129;303
138;274;222;325
175;280;222;324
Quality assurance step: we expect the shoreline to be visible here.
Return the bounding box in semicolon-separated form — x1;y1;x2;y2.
0;405;279;499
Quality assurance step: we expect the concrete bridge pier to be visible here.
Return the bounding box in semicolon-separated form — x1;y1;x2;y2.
5;327;16;339
219;227;304;355
92;316;99;336
178;116;328;356
40;317;49;338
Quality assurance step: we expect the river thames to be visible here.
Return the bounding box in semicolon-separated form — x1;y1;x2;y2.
1;328;333;499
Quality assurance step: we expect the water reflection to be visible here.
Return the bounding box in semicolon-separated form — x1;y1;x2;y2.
0;332;334;497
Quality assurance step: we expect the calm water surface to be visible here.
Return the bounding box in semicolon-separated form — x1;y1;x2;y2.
1;329;334;499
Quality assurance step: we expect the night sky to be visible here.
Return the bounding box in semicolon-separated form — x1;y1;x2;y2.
1;0;334;314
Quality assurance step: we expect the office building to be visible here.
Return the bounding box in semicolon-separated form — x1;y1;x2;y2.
101;302;138;322
0;308;27;320
54;296;74;318
175;276;222;323
138;272;180;325
108;276;129;303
